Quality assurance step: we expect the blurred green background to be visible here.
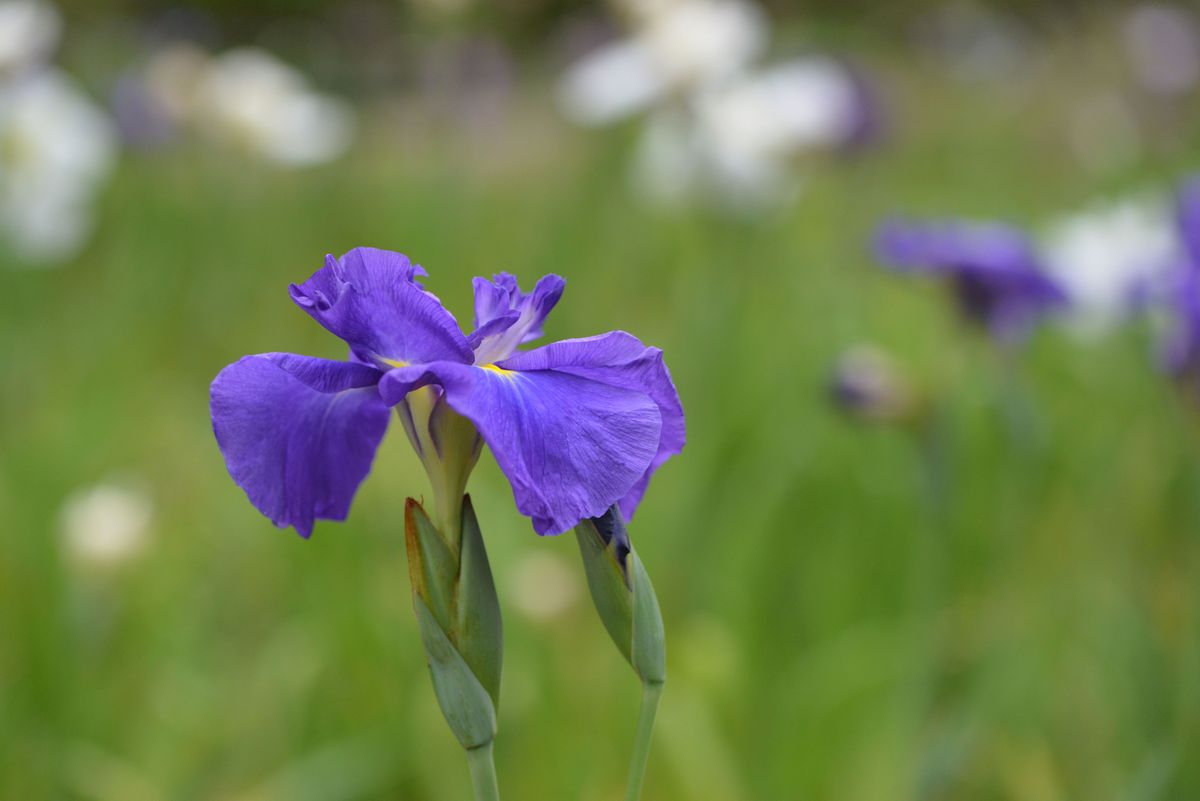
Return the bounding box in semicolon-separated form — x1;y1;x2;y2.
3;1;1200;799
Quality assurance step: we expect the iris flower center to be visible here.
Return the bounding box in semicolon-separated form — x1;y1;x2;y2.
479;363;517;378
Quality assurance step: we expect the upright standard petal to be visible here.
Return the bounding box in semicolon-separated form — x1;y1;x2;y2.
470;273;566;364
500;332;685;520
211;353;389;537
289;247;473;366
379;359;662;536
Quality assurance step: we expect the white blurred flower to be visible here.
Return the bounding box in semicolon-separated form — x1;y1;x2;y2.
0;0;59;77
560;0;873;210
633;58;864;209
61;481;153;566
508;550;580;623
1123;3;1200;98
192;48;355;167
699;58;862;154
0;69;116;262
635;105;797;209
634;0;764;89
558;0;765;126
1042;197;1179;337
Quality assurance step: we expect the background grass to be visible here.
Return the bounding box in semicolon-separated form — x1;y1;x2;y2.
3;16;1200;801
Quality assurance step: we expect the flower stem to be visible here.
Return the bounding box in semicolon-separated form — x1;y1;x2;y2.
625;680;664;801
466;741;501;801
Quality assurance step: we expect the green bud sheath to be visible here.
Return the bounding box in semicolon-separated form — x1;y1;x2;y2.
627;550;666;686
574;508;665;686
405;496;503;751
574;516;635;664
575;507;666;801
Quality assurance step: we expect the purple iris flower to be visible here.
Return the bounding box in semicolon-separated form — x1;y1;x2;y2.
210;247;685;538
873;219;1068;341
1160;179;1200;389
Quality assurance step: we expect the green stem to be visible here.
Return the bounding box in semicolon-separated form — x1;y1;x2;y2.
465;741;500;801
625;681;664;801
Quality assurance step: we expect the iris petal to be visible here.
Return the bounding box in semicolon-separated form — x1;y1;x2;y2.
472;273;521;329
465;311;521;352
470;273;566;363
874;219;1067;339
379;356;661;535
289;247;473;366
211;353;389;537
499;332;685;520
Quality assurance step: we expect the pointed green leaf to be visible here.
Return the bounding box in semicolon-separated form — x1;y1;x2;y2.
455;494;503;709
405;499;457;631
413;596;497;750
574;518;634;666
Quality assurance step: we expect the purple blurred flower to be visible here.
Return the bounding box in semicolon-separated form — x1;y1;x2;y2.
1160;179;1200;388
874;219;1068;341
110;70;177;148
1176;178;1200;268
211;248;684;538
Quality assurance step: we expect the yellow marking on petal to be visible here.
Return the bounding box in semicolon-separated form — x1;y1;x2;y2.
382;358;408;369
480;363;518;379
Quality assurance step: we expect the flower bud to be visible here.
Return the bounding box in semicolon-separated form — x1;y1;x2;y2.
574;506;665;686
405;495;502;750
